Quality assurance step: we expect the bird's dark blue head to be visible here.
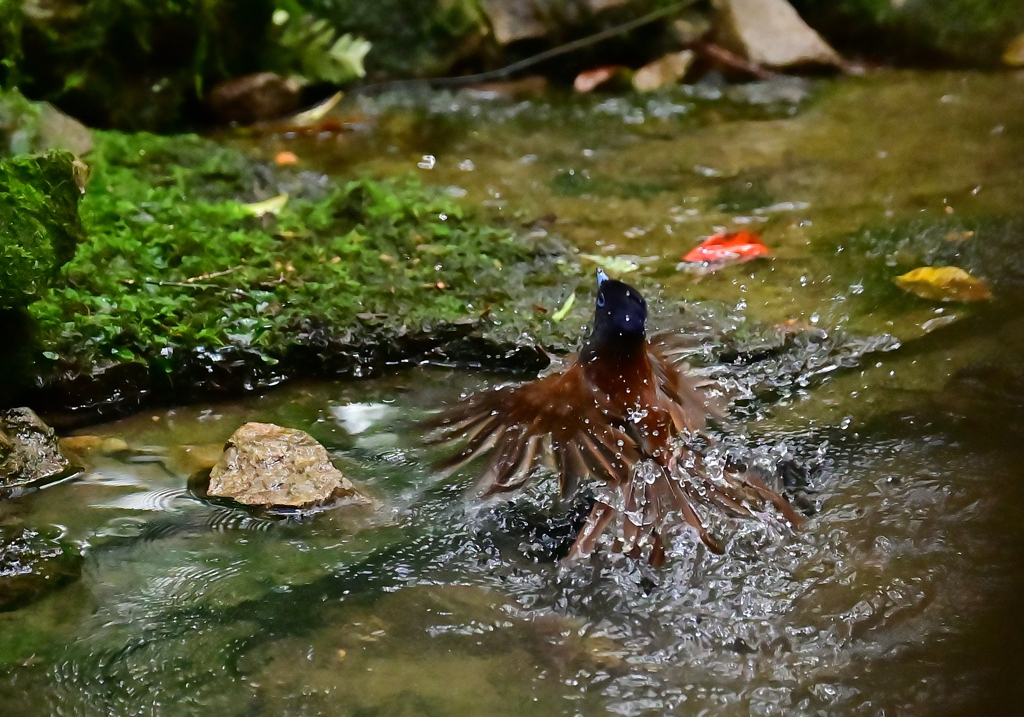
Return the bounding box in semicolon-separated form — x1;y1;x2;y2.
590;268;647;347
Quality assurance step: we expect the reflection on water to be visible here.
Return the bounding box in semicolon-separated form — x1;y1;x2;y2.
3;71;1024;716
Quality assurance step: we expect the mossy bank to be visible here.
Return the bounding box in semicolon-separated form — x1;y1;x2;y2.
13;132;588;422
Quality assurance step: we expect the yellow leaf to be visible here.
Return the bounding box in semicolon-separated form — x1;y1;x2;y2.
895;266;992;302
579;254;639;274
291;91;343;126
242;193;289;217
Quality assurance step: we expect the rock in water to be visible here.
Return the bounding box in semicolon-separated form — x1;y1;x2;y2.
0;408;76;495
0;525;83;611
714;0;843;69
208;423;368;508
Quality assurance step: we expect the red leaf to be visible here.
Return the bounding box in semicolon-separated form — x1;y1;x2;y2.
683;230;770;265
574;66;628;93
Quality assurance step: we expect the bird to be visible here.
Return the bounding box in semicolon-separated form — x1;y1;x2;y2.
422;269;803;566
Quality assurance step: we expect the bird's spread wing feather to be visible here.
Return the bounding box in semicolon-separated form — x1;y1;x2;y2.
423;342;801;565
422;365;641;498
647;343;726;433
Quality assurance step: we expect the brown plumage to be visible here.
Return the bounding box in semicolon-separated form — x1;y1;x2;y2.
423;271;803;565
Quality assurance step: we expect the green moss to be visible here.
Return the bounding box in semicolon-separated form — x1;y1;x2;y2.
28;132;584;399
0;151;84;309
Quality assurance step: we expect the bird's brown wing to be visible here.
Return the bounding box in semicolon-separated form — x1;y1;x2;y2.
422;364;641;498
646;343;726;434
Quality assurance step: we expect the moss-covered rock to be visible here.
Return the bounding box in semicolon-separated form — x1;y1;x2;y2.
791;0;1024;66
27;132;585;420
0;88;92;157
0;151;85;310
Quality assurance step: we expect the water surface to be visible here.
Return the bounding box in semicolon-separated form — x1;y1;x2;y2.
3;70;1024;716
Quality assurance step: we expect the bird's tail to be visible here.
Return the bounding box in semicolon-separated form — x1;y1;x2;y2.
566;452;803;565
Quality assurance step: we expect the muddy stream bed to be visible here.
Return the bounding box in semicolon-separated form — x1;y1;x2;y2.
3;70;1024;716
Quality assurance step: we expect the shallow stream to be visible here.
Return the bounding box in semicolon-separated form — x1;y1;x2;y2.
3;70;1024;716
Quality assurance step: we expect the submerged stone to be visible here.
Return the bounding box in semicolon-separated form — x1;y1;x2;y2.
0;408;76;495
208;422;371;508
0;525;83;612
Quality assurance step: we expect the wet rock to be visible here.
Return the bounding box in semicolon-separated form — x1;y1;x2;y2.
1004;33;1024;66
206;73;304;125
34;359;152;428
632;50;695;92
714;0;843;69
207;422;370;508
0;409;76;495
0;524;83;611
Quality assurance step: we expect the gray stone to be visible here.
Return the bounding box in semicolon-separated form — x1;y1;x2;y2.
208;422;370;507
714;0;843;69
0;408;76;494
480;0;548;44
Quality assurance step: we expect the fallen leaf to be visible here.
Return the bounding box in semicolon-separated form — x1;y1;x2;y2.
632;50;695;92
551;291;576;322
579;254;640;274
242;193;289;217
895;266;992;302
682;230;770;266
574;66;629;93
291;91;343;126
275;151;299;165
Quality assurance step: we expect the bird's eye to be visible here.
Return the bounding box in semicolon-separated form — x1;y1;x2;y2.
597;293;605;307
